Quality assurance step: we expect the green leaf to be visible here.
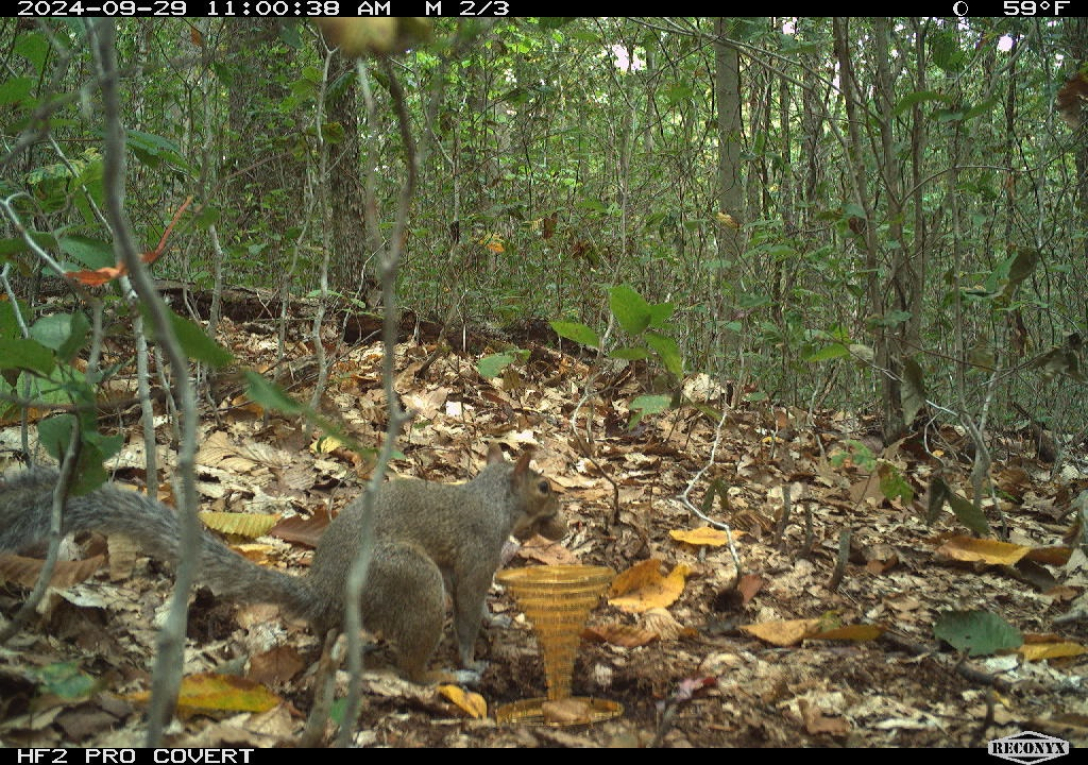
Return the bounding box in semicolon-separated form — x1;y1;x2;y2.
645;331;683;377
85;430;124;464
648;302;675;327
877;462;914;504
125;129;190;172
628;393;671;430
831;440;877;471
30;662;101;700
892;89;953;116
477;353;515;378
244;372;374;463
610;284;651;335
927;477;990;535
538;17;577;30
149;308;234;369
926;476;950;524
14;33;49;71
804;343;849;362
1001;248;1039;301
0;337;55;375
59;236;115;270
550;321;599;348
0;299;27;340
931;33;966;73
843;203;866;220
37;415;75;464
933;610;1022;657
872;310;912;327
610;346;649;361
0;76;33;107
31;312;89;363
245;372;303;415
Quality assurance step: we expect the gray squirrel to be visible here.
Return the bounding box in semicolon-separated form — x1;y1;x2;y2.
0;445;565;682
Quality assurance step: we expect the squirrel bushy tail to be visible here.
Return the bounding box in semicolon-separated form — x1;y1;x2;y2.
0;467;320;622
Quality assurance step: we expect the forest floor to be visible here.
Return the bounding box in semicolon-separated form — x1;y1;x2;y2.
1;314;1086;749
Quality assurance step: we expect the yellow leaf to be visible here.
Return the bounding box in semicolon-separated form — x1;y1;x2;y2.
129;673;280;714
478;233;504;253
607;559;690;613
438;684;487;718
1018;642;1087;661
200;511;279;539
311;435;343;455
716;211;741;229
810;623;886;642
669;526;744;547
740;618;822;647
936;536;1030;566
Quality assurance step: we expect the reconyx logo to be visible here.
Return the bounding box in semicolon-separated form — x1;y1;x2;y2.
988;731;1071;764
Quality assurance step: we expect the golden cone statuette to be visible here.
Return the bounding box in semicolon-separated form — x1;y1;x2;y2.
495;564;623;726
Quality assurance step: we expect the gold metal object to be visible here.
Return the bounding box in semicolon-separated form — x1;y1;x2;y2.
494;564;623;726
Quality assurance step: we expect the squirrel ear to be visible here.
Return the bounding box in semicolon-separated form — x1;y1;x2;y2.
513;449;534;476
486;443;505;465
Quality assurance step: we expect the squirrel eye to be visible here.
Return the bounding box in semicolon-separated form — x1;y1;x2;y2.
538;480;550;493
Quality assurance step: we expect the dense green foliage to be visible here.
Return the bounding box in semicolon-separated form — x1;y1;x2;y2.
2;17;1087;441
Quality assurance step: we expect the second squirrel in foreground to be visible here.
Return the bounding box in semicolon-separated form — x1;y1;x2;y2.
0;446;565;682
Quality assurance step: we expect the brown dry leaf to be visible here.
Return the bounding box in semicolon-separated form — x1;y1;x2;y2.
515;535;577;566
809;623;886;642
107;534;138;581
402;387;450;420
248;645;306;685
582;623;661;647
885;593;922;612
0;552;105;589
199;511;280;539
936;536;1031;566
129;673;281;715
608;559;691;613
196;431;243;467
848;473;884;506
799;699;851;736
271;506;331;548
643;607;698;640
737;573;765;606
860;542;899;574
669;526;744;547
198;432;294;474
740;618;821;647
438;685;487;719
1023;546;1074;566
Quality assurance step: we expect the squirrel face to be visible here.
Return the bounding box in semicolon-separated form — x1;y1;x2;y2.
511;475;566;542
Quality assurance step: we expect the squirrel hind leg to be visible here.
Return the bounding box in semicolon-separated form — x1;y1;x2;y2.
362;542;445;684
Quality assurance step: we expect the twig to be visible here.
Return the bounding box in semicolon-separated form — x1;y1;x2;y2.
826;529;851;592
89;19;202;745
678;409;743;583
299;629;344;747
880;630;1014;693
773;483;792;549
